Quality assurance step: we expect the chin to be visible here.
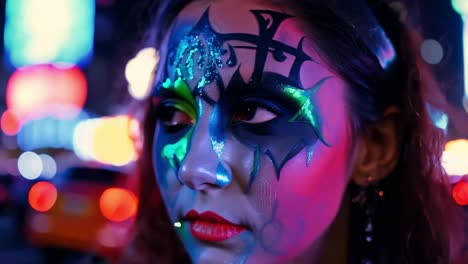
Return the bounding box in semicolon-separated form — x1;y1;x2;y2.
192;246;245;264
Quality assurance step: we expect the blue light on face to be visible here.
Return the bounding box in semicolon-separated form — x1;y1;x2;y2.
4;0;95;68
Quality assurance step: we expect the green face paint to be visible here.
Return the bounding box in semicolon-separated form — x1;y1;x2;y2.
162;128;194;169
282;77;331;146
159;78;198;170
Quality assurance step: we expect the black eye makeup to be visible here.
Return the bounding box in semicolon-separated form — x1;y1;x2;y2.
231;99;283;124
154;96;197;134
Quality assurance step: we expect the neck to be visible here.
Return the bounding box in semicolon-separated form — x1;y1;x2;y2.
317;192;350;264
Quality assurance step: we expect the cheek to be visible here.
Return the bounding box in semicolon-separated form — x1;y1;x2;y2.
249;139;352;256
152;130;184;208
288;150;348;240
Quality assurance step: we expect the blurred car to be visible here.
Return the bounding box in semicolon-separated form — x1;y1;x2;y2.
25;166;138;260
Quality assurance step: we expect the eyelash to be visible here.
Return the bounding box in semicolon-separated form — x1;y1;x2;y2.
155;103;194;133
232;99;282;124
155;97;286;133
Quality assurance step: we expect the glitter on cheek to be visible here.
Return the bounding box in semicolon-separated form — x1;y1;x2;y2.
306;145;314;167
208;105;233;187
210;138;224;157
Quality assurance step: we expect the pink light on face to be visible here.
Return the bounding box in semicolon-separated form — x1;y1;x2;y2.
6;64;87;121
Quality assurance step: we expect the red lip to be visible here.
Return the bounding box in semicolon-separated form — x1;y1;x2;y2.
184;210;246;242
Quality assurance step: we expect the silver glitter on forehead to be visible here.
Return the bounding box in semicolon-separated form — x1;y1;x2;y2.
167;22;225;90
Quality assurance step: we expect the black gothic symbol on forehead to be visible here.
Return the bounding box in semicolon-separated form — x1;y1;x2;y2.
160;7;315;93
156;7;328;186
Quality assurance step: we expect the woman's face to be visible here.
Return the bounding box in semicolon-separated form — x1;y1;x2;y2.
152;0;354;263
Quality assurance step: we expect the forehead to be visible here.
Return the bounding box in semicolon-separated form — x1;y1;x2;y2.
157;0;336;90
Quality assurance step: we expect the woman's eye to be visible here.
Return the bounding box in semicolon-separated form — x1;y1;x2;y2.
233;102;277;124
158;107;194;130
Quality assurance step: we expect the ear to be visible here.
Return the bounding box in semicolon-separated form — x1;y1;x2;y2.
351;107;401;186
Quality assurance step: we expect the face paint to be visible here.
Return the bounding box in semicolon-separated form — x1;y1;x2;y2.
161;130;192;170
246;147;260;192
282;76;331;146
156;77;197;182
228;71;327;179
153;2;353;263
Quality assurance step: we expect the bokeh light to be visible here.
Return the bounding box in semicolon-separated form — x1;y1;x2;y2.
463;96;468;113
18;151;43;180
442;139;468;176
73;119;97;160
0;109;21;135
99;188;138;222
463;20;468;108
4;0;95;67
74;116;138;166
18;112;88;151
6;65;87;121
452;0;468;15
420;39;444;65
28;181;57;212
426;104;448;132
39;154;57;179
125;47;159;100
452;180;468;206
92;116;137;166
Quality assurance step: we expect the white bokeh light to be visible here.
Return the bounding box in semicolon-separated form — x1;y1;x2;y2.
442;139;468;176
73;119;97;160
452;0;468;15
39;154;57;179
420;39;444;65
18;151;43;180
125;47;159;100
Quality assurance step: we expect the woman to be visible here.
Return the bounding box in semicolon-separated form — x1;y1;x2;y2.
127;0;466;263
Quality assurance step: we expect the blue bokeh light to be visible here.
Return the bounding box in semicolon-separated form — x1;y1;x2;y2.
4;0;95;68
17;111;90;151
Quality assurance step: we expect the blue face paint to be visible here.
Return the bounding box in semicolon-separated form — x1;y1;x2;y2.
209;105;232;187
247;147;260;192
154;7;330;191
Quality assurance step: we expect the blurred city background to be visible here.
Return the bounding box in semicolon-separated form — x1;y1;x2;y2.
0;0;466;263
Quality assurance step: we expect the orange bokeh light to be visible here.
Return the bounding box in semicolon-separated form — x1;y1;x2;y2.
91;116;137;166
28;181;58;212
1;109;21;135
99;188;138;222
6;64;87;121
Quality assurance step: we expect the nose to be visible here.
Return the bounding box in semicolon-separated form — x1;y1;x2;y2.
177;121;232;190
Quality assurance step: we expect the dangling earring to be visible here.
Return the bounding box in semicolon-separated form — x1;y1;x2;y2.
351;177;385;264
